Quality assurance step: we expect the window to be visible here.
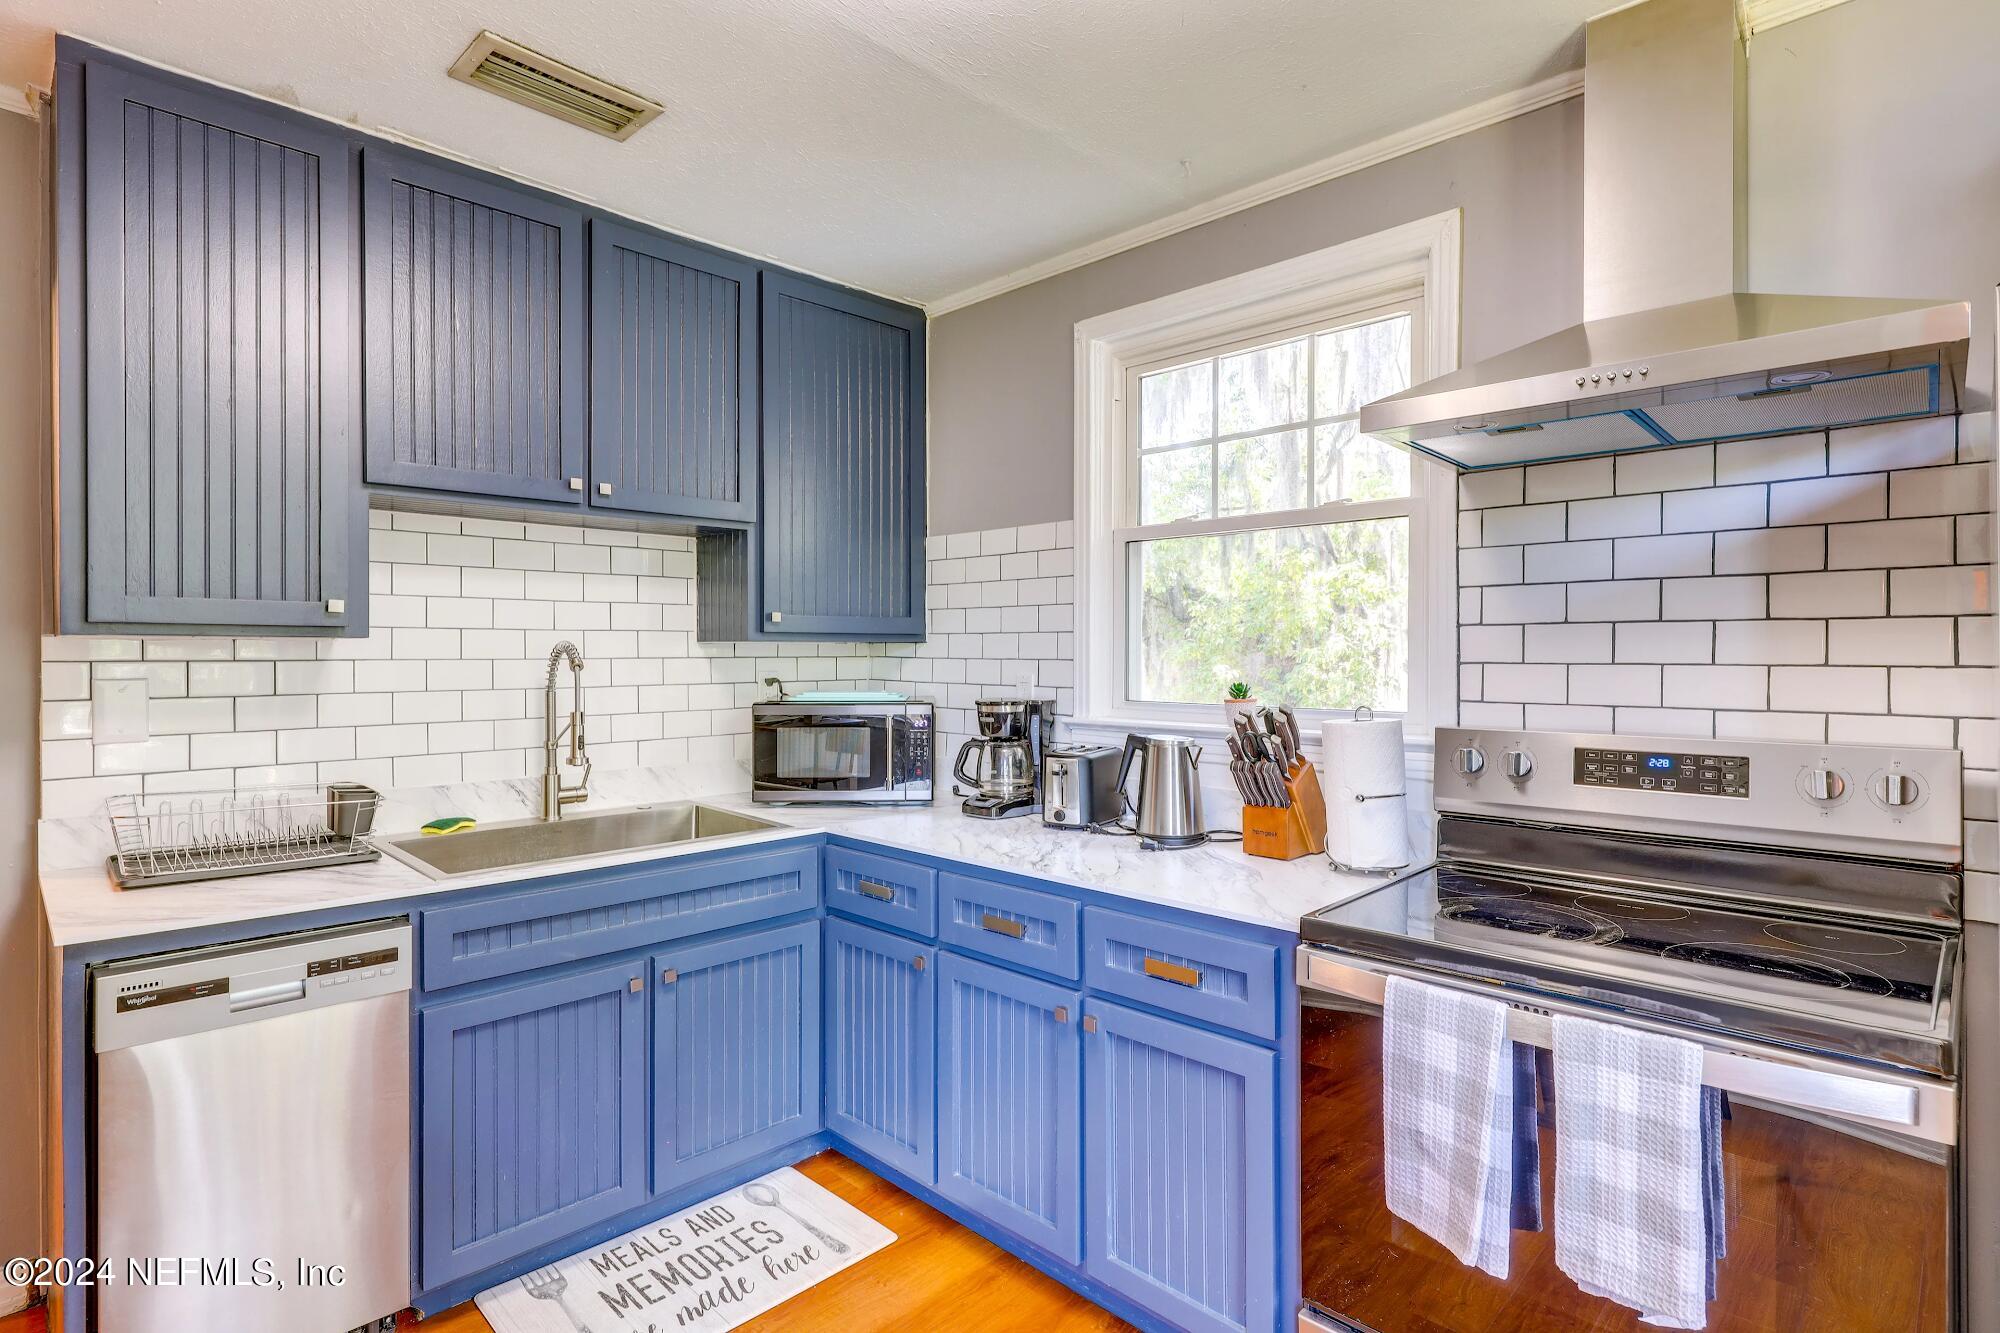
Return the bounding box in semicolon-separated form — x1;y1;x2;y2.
1072;213;1459;744
1125;306;1418;712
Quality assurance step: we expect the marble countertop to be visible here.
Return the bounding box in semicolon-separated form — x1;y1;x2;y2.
40;766;1426;950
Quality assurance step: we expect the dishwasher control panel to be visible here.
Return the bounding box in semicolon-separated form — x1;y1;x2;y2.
93;918;411;1053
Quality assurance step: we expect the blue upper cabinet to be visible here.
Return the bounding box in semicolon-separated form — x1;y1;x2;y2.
651;921;822;1195
361;147;587;504
700;274;926;642
589;221;758;523
57;46;364;634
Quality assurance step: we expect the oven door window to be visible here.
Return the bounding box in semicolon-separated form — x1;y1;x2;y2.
1300;996;1952;1332
756;718;892;792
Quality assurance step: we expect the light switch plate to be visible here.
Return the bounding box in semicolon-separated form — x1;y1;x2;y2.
92;678;149;744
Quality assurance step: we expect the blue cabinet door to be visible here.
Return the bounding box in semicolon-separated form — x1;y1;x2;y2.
68;53;360;633
652;921;822;1194
936;952;1081;1263
1084;999;1279;1333
419;960;648;1289
362;148;586;503
823;916;936;1182
757;273;926;638
589;220;758;522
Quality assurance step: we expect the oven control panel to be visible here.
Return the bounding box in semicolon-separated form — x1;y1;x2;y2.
1574;747;1748;797
1435;726;1964;862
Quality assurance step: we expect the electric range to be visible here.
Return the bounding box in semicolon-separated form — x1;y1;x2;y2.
1297;727;1965;1333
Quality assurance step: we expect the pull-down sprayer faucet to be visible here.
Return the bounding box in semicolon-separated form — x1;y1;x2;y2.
542;640;591;820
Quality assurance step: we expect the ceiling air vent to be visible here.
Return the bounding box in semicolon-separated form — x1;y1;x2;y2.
448;31;662;141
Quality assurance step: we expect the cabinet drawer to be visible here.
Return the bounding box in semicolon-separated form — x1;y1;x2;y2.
938;873;1079;980
421;844;819;989
824;845;936;938
1081;909;1279;1041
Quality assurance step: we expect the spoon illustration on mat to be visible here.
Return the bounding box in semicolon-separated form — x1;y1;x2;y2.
742;1181;849;1255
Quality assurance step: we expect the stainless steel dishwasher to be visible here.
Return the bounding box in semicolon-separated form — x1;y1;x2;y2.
92;918;413;1333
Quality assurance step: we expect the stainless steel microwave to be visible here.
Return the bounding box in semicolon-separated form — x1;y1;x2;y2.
751;698;935;805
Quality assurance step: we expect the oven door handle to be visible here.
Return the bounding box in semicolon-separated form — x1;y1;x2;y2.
1298;946;1953;1145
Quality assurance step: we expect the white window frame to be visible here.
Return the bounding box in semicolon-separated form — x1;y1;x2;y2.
1070;210;1461;767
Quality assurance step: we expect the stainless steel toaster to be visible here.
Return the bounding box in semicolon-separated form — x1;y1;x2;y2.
1041;746;1123;829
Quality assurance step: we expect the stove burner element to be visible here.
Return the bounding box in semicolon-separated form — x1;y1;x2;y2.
1659;941;1894;995
1574;894;1692;923
1437;898;1624;945
1763;921;1911;957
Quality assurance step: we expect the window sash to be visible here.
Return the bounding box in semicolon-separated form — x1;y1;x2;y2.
1112;297;1429;725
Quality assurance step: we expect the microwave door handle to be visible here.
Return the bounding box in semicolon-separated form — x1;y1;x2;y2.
1298;946;1947;1143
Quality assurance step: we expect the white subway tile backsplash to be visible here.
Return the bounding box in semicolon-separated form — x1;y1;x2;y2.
1662;665;1767;710
1525;457;1613;503
1771;569;1886;618
1614;534;1712;579
1890;668;1997;718
1482;504;1567;546
1770;666;1887;714
1769;473;1887;527
1524;703;1615;731
1615;445;1712;495
1569;493;1662;540
1826;517;1954;570
1612;707;1712;737
1890;463;1994;518
188;661;274;697
1715;711;1824;742
1523;540;1612;584
1662;485;1766;534
1523;623;1614;663
1483;663;1569;704
1829;417;1956;475
1714;620;1825;665
1459;468;1525;510
1713;526;1824;575
1482;584;1568;624
1828;712;1957;747
1716;432;1826;485
1615;621;1713;664
1566;579;1659;622
1571;664;1661;706
1891;566;1991;616
1459;546;1524;586
1460;625;1524;663
1827;617;1956;666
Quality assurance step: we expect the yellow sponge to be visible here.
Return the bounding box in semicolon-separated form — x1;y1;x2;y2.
420;816;477;836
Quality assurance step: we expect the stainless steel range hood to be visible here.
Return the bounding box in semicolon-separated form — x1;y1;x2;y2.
1360;0;1971;472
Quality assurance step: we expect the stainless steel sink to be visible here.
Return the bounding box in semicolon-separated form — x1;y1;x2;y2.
379;802;783;878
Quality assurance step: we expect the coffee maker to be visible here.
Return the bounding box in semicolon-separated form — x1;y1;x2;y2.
953;699;1056;818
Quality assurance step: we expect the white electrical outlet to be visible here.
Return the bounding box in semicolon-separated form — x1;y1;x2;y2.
92;678;149;744
1002;661;1038;691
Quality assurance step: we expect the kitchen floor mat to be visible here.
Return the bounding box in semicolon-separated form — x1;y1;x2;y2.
473;1165;897;1333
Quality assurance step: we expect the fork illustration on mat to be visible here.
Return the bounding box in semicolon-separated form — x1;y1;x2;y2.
520;1265;594;1332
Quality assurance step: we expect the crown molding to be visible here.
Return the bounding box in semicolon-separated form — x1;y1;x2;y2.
929;69;1580;317
1738;0;1855;37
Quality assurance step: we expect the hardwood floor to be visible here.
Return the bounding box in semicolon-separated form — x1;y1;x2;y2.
0;1151;1129;1333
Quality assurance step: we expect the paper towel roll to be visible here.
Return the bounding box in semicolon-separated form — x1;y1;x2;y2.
1321;716;1410;870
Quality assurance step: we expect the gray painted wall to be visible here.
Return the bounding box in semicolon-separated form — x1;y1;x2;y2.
0;106;45;1310
926;97;1586;533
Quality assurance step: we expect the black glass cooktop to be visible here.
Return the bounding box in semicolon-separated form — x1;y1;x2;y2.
1302;863;1957;1074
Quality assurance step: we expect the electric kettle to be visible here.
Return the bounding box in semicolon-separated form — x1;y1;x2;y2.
1116;733;1207;848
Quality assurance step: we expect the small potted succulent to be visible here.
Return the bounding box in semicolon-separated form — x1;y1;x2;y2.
1222;681;1259;731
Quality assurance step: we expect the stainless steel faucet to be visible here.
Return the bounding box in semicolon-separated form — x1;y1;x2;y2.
542;640;591;820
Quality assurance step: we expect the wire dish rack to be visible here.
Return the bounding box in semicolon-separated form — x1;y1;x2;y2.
105;782;383;889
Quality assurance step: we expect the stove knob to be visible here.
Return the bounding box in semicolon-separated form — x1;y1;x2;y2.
1454;746;1486;776
1877;772;1921;807
1501;749;1534;781
1804;767;1846;802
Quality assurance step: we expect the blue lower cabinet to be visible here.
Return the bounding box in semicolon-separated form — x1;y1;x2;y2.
936;951;1082;1263
419;960;649;1288
823;916;936;1182
1083;999;1279;1333
652;921;822;1194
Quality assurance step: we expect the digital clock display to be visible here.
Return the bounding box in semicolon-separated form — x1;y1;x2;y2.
1644;754;1675;770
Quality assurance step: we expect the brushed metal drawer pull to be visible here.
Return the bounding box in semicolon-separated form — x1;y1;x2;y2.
660;968;678;987
858;880;896;902
980;913;1026;939
1143;957;1203;988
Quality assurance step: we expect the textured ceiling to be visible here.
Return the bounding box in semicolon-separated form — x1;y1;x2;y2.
0;0;1601;305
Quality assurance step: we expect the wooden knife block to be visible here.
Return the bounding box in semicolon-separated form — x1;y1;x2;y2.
1242;760;1328;860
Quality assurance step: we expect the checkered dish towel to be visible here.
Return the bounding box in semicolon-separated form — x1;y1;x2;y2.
1381;975;1513;1278
1551;1014;1708;1329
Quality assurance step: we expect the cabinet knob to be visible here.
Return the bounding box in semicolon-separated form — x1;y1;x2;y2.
1081;1014;1098;1034
325;598;345;615
1054;1006;1069;1024
598;482;613;496
912;954;926;972
660;968;678;986
628;977;642;993
568;476;584;491
768;611;784;624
